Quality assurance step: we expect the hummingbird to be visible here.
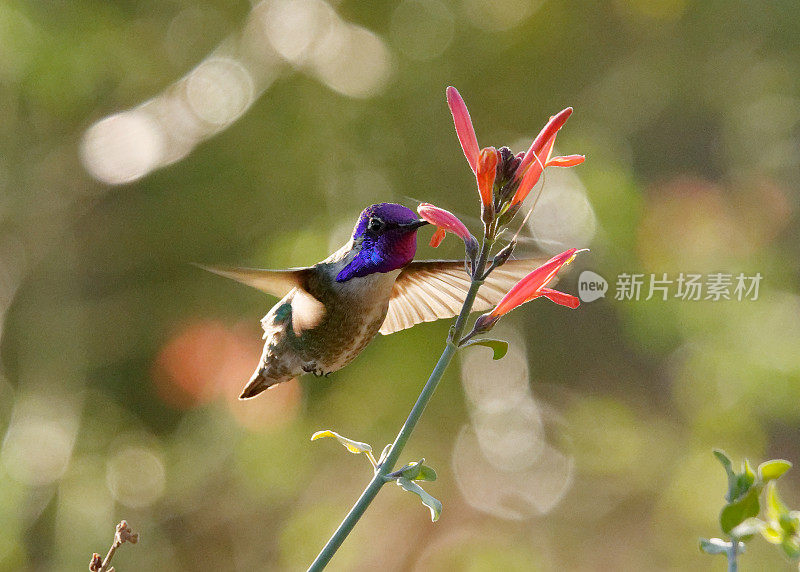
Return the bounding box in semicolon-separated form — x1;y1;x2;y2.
200;203;543;399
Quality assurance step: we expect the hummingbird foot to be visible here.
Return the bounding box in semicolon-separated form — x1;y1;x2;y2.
302;363;329;377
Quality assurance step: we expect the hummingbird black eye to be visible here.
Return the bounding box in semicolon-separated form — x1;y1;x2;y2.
367;217;385;233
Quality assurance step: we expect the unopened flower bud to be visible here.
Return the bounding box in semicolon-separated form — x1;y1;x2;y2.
496;241;516;265
471;313;499;335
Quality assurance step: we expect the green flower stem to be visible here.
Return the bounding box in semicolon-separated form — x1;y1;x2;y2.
307;239;492;572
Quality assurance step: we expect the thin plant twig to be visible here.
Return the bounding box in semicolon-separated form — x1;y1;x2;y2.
89;520;139;572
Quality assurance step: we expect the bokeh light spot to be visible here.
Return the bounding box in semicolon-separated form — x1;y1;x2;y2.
1;394;78;486
153;320;301;429
528;167;597;254
185;57;255;127
456;326;574;518
311;25;392;98
263;0;336;64
106;446;166;508
80;110;166;185
453;426;573;519
2;420;74;486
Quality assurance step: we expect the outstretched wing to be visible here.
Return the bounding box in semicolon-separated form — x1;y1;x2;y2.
379;258;546;335
194;264;313;298
196;264;326;334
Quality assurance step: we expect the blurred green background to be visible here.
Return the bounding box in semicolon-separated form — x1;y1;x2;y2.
1;0;799;569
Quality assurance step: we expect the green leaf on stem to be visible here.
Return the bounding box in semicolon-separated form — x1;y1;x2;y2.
782;512;800;537
758;459;792;483
396;477;442;522
740;459;756;490
461;338;508;360
415;464;438;482
782;536;800;559
721;486;761;534
392;459;438;482
714;449;737;501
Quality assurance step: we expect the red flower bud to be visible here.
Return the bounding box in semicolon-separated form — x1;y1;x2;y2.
476;147;498;207
446;86;479;174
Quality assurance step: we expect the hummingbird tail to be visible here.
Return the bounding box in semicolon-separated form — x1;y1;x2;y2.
239;369;281;399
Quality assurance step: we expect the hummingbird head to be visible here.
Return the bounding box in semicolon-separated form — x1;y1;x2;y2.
336;203;428;282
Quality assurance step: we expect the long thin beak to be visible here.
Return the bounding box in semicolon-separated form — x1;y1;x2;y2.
401;219;429;230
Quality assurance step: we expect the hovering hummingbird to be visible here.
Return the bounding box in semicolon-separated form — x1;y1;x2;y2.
200;203;542;399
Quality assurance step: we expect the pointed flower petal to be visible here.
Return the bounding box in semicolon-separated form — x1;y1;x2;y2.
429;227;446;247
446;86;480;174
476;147;498;207
490;248;580;316
511;133;557;205
546;154;585;167
535;287;581;308
517;107;573;177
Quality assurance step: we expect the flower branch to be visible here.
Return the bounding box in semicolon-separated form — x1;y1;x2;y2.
308;86;585;570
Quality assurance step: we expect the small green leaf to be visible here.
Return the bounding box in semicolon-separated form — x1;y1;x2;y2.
415;464;437;482
311;430;373;455
779;513;799;536
758;459;792;483
699;537;731;555
730;459;757;501
742;459;756;488
714;449;737;501
781;537;800;559
721;486;761;534
396;477;442;522
389;460;438;482
726;462;756;502
391;462;418;480
714;449;733;472
788;511;800;533
461;338;508;360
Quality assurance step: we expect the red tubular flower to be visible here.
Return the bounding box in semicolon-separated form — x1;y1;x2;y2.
491;248;581;316
446;86;479;174
517;108;574;176
509;108;585;206
417;203;477;249
470;248;581;335
447;87;584;214
447;87;499;213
